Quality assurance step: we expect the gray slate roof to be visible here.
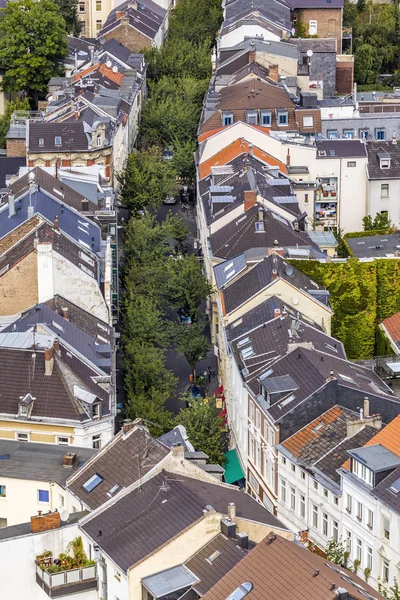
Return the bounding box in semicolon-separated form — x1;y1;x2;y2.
373;466;400;514
346;234;400;258
0;439;95;486
214;254;247;289
0;157;26;189
81;470;288;572
45;295;112;341
0;511;87;542
348;444;400;473
367;141;400;179
316;140;367;159
28;122;96;153
158;425;194;452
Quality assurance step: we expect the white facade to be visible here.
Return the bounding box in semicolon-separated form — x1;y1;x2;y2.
219;25;281;49
367;178;400;229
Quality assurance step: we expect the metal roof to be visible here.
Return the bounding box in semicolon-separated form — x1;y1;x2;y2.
260;374;298;394
213;254;247;290
142;565;199;598
348;444;400;473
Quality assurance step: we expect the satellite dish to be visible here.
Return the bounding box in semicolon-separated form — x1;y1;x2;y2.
106;59;112;68
309;26;317;35
60;510;69;522
307;49;313;58
286;265;294;277
112;65;118;73
292;296;299;305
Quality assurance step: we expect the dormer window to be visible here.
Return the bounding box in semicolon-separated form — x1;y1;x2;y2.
261;111;271;126
351;458;373;485
378;153;391;169
222;112;233;126
92;402;101;419
246;110;257;125
18;393;35;418
55;136;62;146
39;138;44;147
277;110;288;126
96;134;102;147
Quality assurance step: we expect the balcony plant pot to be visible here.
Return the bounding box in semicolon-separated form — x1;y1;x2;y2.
331;192;336;197
323;192;329;197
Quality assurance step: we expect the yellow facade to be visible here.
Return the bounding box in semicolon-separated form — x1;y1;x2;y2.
0;420;74;444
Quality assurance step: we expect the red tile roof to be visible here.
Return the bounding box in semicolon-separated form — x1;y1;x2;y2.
72;63;124;86
381;312;400;345
282;406;344;457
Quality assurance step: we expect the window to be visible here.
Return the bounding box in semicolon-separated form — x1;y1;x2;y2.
356;538;362;562
54;136;62;146
57;437;69;446
277;111;288;126
96;0;101;9
0;485;6;498
334;496;339;506
313;481;318;490
346;530;352;554
304;193;309;204
343;130;354;139
333;520;339;542
367;508;373;529
38;489;49;503
281;456;286;465
383;516;390;540
39;138;44;147
290;487;296;511
83;473;103;492
96;19;102;31
367;546;373;570
59;494;65;507
291;463;296;473
80;20;85;33
249;402;255;424
300;494;305;518
376;128;385;141
308;19;317;34
222;112;233;126
255;441;261;469
312;504;318;529
323;488;328;498
261;111;271;126
327;130;339;139
256;409;261;430
0;518;7;528
380;157;391;169
96;134;102;148
381;183;390;198
301;471;306;480
16;432;29;442
322;512;328;536
92;434;101;449
359;129;369;140
246;111;257;125
303;116;313;127
382;558;390;583
346;494;352;514
79;1;85;11
347;161;356;167
356;501;363;521
249;435;255;461
93;403;101;419
280;479;287;504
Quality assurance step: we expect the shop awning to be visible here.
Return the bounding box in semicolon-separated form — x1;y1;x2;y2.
224;448;245;484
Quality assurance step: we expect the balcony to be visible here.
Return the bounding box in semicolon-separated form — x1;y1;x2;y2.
36;564;97;598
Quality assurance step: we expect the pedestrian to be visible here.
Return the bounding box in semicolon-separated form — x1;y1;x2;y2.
207;366;212;383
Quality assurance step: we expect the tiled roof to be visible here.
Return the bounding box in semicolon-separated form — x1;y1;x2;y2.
28;122;93;153
381;312;400;347
45;295;112;340
72;63;125;86
198;127;227;143
0;157;26;189
201;533;383;600
82;470;288;572
316;140;367;159
185;534;249;596
373;465;400;514
283;406;344;456
343;415;400;470
67;426;170;509
198;138;284;180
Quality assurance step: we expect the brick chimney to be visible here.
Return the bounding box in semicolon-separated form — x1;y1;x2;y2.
31;510;61;533
116;10;126;18
244;190;257;211
53;338;60;356
53;215;59;231
62;307;69;321
286;148;291;167
63;452;76;468
248;50;256;63
268;64;279;83
274;308;281;318
346;399;382;437
122;417;143;434
44;347;54;376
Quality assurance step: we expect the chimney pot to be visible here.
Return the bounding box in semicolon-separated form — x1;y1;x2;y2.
274;308;281;318
53;338;60;355
363;397;370;418
44;347;54;376
272;269;278;280
54;215;59;231
228;502;236;521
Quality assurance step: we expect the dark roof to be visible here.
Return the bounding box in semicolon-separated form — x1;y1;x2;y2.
0;511;87;542
367;141;400;179
222;253;328;315
289;0;343;7
0;157;26;189
5;304;111;372
346;233;400;258
0;439;95;486
158;425;194;452
9;167;97;212
209;205;318;260
373;465;400;514
100;39;133;65
316;140;367;159
82;471;288;572
185;534;249;596
100;0;165;39
224;0;291;30
201;533;383;600
348;444;400;472
45;295;112;341
28;122;107;153
0;189;101;253
67;426;170;509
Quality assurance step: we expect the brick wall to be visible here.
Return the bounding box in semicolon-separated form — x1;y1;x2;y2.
103;21;151;52
336;59;354;95
6;138;26;157
0;251;38;315
31;511;60;533
294;8;342;47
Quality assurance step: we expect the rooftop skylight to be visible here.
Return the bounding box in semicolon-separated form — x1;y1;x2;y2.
83;473;103;492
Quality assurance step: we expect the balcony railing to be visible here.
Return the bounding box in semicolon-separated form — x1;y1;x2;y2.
36;564;97;598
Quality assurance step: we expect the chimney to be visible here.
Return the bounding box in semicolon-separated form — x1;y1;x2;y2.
248;50;256;63
55;158;60;180
393;132;397;145
258;205;264;221
31;510;61;534
363;397;370;417
116;9;126;18
282;306;287;317
62;307;69;321
63;452;76;468
268;64;279;83
244;190;257;211
286;148;291;167
44;347;54;376
236;531;249;550
221;517;236;538
53;215;59;231
74;110;79;121
274;308;281;318
228;502;236;521
8;194;15;218
248;142;254;157
272;269;278;280
122;418;142;434
53;338;60;355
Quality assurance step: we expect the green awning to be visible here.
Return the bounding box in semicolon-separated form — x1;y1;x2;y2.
224;449;245;484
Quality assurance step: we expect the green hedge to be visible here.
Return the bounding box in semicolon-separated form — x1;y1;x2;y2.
288;258;400;359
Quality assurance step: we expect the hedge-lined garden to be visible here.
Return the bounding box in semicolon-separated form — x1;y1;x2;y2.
289;258;400;359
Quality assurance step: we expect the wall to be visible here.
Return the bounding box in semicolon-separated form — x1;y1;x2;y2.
0;478;67;527
293;8;342;47
220;25;280;49
368;179;400;228
321;114;400;142
0;251;38;315
6;138;26;157
103;21;152;52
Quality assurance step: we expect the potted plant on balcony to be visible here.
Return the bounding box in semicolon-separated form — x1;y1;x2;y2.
36;550;53;569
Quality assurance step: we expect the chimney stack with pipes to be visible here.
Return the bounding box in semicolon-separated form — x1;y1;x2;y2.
44;347;54;376
31;510;61;533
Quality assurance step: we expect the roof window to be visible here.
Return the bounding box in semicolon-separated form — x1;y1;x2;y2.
226;582;253;600
389;477;400;495
39;138;44;146
55;136;62;146
237;337;250;347
83;473;103;492
206;550;221;564
338;373;355;384
106;484;120;497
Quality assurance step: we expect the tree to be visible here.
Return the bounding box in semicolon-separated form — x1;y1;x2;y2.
172;319;210;377
0;0;68;108
363;212;394;231
117;147;177;214
0;97;30;148
378;578;400;600
165;254;213;320
172;138;197;182
177;397;225;464
165;213;189;251
55;0;82;36
325;538;349;568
